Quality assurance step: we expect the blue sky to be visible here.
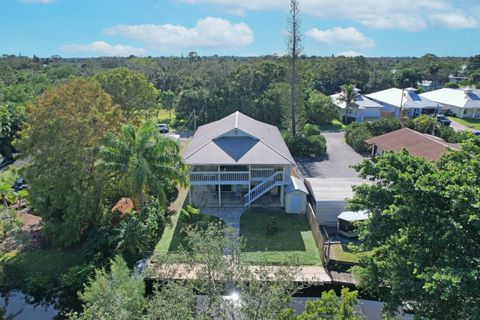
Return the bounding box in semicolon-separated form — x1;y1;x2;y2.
1;0;479;57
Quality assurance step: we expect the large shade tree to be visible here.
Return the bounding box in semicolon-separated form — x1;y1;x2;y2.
350;138;480;319
99;120;188;211
95;67;160;119
16;78;123;246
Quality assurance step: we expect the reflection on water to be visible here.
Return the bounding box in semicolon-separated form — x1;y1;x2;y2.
0;291;58;320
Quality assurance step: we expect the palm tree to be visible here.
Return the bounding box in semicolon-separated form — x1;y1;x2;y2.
115;215;149;264
339;84;359;122
99;120;188;211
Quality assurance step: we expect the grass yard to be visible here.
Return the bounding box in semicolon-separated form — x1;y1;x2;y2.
328;242;370;264
319;119;346;131
240;209;321;266
448;117;480;130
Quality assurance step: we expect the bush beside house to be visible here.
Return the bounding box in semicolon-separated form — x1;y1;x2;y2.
283;124;327;157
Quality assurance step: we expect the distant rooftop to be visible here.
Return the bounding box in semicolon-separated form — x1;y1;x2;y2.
420;88;480;109
365;127;460;161
366;88;437;109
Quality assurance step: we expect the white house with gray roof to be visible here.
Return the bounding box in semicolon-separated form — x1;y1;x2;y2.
366;87;439;118
184;111;307;213
330;88;384;122
420;88;480;119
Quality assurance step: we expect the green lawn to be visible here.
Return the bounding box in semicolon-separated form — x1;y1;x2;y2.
318;119;346;131
240;209;321;266
328;243;370;264
448;117;480;130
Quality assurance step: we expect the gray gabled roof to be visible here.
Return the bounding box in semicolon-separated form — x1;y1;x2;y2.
366;88;437;109
330;92;383;110
184;111;295;166
420;88;480;109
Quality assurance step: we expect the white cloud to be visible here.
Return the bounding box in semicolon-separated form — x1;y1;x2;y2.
20;0;54;3
428;13;479;29
103;17;254;50
306;27;374;48
61;41;146;57
336;50;363;57
179;0;479;31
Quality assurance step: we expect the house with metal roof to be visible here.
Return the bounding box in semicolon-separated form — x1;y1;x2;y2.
420;88;480;119
184;111;307;212
330;88;384;122
366;88;439;118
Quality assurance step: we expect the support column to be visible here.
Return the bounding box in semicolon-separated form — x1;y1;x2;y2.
280;184;284;207
218;166;221;207
247;165;251;207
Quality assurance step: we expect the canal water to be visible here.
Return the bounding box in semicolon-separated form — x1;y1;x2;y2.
0;291;58;320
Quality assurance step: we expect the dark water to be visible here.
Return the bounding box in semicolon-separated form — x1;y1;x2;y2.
0;291;58;320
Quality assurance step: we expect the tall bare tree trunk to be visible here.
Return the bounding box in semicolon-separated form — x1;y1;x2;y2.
287;0;302;137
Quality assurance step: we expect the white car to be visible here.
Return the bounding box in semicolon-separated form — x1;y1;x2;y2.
158;123;169;133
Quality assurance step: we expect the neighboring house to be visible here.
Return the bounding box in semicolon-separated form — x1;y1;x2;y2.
420;88;480;119
366;87;439;118
365;128;460;161
330;89;383;122
183;111;307;213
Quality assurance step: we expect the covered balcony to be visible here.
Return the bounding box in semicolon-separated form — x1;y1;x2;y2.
189;165;285;185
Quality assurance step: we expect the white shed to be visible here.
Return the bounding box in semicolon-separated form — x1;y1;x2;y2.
337;210;369;238
285;176;308;214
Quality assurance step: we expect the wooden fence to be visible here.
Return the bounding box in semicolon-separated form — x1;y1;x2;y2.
305;203;327;265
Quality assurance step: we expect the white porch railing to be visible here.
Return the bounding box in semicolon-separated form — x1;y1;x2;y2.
189;169;284;185
251;168;275;179
189;171;249;184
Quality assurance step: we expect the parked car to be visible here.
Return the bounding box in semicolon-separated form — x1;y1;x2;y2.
158;123;169;133
12;177;28;191
436;114;451;126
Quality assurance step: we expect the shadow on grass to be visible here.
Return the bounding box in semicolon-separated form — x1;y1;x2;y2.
168;213;223;252
240;209;308;252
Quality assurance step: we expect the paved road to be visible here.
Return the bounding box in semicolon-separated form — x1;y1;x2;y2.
449;119;471;132
295;132;366;179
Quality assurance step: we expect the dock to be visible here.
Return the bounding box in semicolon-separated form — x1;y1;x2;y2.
144;262;355;286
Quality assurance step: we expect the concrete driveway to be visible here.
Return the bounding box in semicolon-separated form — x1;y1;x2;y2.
295;132;366;179
295;132;368;226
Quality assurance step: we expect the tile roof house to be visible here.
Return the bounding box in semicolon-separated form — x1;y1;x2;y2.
330;88;383;122
365;127;460;161
366;88;439;118
184;111;307;212
420;88;480;119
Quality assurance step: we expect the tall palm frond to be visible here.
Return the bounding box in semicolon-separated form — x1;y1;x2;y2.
99;119;188;211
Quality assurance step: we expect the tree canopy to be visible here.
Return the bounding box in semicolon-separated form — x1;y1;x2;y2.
95;67;160;118
16;77;123;246
350;138;480;319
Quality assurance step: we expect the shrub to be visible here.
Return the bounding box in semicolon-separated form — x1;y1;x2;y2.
303;124;322;137
445;82;459;89
303;89;339;125
413;115;437;133
345;124;372;153
283;130;327;157
365;118;402;136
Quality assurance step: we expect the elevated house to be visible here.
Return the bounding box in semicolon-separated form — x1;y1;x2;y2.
420;88;480;119
366;87;439;118
183;111;307;213
330;88;383;122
